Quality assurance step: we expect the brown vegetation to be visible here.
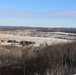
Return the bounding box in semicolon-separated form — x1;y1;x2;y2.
0;42;76;75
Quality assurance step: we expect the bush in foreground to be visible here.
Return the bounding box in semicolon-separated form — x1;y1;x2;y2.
0;42;76;75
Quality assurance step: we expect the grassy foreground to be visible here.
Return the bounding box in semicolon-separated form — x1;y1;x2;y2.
0;41;76;75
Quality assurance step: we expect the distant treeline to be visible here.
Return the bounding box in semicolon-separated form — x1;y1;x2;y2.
0;26;32;31
0;26;76;33
36;28;76;33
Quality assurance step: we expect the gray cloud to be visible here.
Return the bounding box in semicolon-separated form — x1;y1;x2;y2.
0;10;76;18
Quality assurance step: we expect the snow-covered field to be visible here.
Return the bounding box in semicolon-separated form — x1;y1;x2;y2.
0;33;72;46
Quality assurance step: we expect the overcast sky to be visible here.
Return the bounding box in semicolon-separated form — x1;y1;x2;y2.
0;0;76;27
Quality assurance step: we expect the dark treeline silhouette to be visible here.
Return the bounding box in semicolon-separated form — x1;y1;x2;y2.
0;26;76;33
36;28;76;33
7;40;35;46
20;41;35;46
0;41;76;75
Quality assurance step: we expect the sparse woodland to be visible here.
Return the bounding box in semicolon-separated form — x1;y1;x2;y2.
0;41;76;75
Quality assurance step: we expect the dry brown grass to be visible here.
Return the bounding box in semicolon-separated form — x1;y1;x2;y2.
0;41;76;75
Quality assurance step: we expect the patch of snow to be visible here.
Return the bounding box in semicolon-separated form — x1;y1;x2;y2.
0;33;72;47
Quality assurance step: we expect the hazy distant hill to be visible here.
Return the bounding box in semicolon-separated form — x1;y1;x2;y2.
0;26;76;33
36;28;76;33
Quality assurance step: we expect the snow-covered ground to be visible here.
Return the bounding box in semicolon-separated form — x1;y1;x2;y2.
0;33;72;47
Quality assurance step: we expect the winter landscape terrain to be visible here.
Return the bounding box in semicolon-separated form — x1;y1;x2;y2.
0;26;76;75
0;26;76;47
